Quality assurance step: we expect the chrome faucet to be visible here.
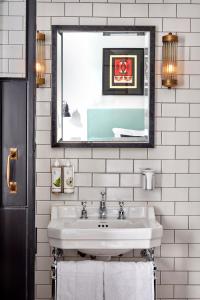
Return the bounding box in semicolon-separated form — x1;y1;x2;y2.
80;201;88;219
118;201;126;220
99;192;106;219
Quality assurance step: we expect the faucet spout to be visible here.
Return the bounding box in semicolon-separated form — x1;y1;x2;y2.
99;192;107;219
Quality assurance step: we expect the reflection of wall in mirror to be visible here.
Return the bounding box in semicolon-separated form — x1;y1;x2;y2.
63;109;84;141
87;108;145;141
62;31;150;141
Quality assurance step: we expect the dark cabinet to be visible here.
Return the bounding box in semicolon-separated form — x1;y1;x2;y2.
0;0;36;298
0;80;35;300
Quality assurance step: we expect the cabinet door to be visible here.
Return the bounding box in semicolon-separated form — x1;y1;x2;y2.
0;80;34;300
0;0;35;299
1;80;27;207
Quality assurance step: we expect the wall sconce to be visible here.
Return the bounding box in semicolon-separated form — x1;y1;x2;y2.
36;31;45;87
162;32;178;89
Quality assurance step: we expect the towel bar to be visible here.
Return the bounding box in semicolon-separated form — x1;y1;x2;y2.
51;247;157;300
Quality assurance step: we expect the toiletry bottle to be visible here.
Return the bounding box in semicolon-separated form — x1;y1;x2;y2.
64;160;74;194
51;160;62;193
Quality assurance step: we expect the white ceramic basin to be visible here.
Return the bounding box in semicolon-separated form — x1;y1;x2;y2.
48;205;163;256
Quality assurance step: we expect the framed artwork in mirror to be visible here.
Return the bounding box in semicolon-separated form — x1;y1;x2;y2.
103;48;144;95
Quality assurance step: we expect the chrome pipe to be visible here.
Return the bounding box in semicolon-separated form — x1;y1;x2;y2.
141;248;157;300
51;248;63;300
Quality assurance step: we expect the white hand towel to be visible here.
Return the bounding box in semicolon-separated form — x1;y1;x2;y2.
57;260;104;300
104;261;154;300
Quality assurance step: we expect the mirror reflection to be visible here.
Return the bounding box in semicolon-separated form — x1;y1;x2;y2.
52;26;155;147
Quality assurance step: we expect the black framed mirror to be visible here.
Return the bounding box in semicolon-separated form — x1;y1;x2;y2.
52;25;155;148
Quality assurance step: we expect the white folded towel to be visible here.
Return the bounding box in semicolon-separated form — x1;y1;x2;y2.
57;260;104;300
104;261;154;300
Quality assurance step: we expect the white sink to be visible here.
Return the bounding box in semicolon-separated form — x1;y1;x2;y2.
48;205;163;256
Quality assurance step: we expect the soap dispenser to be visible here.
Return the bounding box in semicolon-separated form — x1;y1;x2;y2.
141;168;155;190
63;160;74;194
51;160;62;193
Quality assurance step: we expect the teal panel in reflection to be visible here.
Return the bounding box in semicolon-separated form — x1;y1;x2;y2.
87;108;145;140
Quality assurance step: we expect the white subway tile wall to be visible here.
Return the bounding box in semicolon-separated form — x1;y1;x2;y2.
36;1;200;299
0;0;26;77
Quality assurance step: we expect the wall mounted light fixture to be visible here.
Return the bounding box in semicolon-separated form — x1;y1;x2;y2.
36;31;45;87
162;32;178;89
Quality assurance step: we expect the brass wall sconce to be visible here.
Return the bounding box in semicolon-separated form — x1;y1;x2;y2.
162;32;178;89
36;31;45;87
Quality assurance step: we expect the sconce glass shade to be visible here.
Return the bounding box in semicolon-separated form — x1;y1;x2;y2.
162;32;178;88
36;31;45;87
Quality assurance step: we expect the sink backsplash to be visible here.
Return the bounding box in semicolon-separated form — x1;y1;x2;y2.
36;1;200;299
50;205;155;220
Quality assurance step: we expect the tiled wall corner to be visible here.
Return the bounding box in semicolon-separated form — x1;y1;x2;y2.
0;0;26;77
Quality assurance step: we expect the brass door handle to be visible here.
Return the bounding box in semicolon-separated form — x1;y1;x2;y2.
6;148;18;193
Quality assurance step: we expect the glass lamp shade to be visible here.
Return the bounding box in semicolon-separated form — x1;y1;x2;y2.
162;32;178;88
36;31;45;87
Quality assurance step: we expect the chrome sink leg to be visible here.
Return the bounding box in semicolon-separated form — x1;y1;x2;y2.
141;248;157;300
51;248;63;300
